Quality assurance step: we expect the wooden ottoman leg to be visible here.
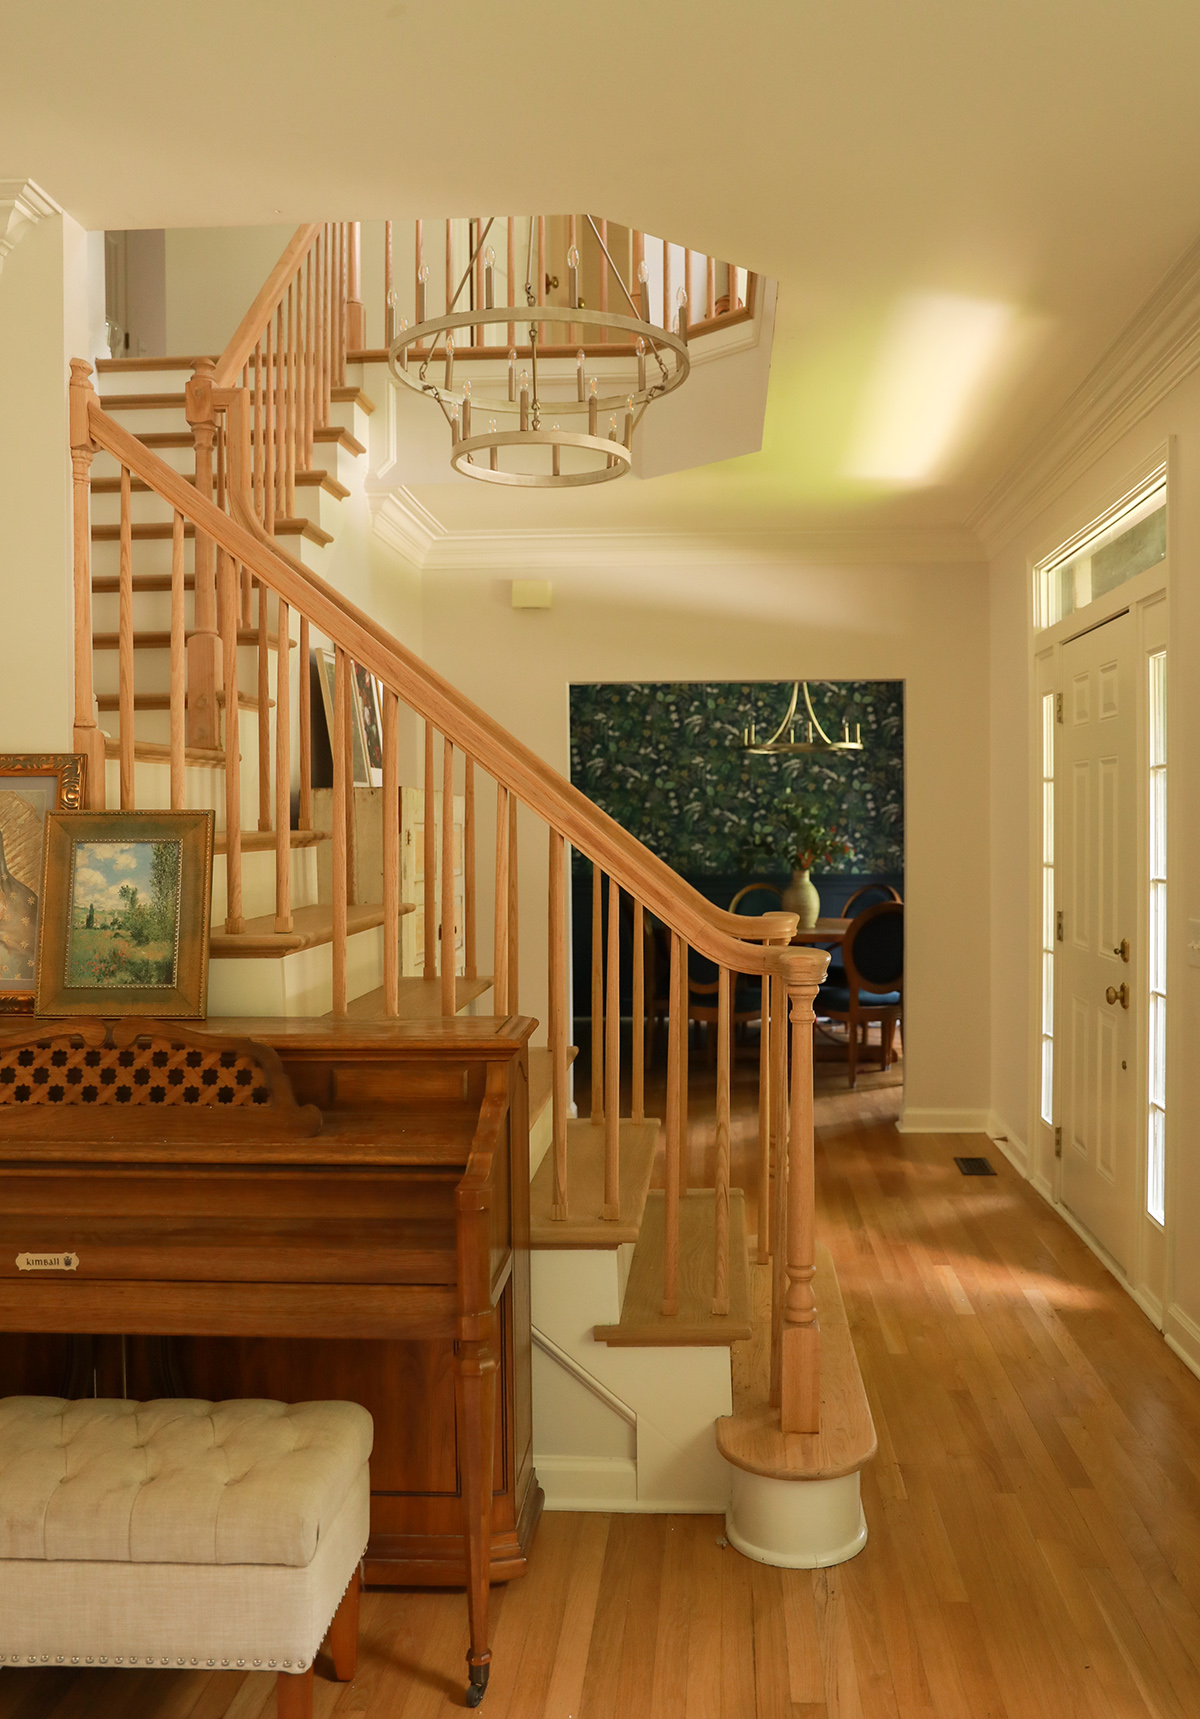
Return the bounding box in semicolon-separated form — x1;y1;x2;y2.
328;1567;361;1681
276;1666;314;1719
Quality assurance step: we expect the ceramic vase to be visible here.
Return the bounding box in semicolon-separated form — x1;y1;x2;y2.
782;867;820;929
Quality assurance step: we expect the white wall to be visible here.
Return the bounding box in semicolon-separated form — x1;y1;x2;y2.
987;360;1200;1363
0;207;91;754
164;224;293;355
419;548;992;1120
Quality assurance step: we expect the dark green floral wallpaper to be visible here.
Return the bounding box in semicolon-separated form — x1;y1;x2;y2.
569;681;904;875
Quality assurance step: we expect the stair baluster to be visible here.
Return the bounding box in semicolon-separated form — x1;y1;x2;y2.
590;864;603;1126
493;782;509;1011
382;686;400;1018
713;965;731;1315
603;873;621;1221
257;580;271;832
118;464;135;809
441;735;456;1017
463;757;476;980
661;929;683;1317
549;829;568;1220
219;552;243;935
169;510;185;811
274;596;292;935
298;614;312;831
423;720;436;982
331;644;350;1014
631;901;645;1126
507;795;519;1015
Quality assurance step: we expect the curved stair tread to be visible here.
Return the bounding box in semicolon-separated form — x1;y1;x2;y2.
717;1242;876;1480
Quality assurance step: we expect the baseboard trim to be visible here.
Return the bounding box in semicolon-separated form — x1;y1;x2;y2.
985;1113;1030;1176
534;1455;638;1511
1164;1303;1200;1381
895;1107;991;1135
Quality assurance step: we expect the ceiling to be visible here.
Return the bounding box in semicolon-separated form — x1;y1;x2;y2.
9;0;1200;549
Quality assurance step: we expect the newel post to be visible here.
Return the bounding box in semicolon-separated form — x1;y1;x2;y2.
774;946;830;1435
184;358;223;748
69;360;107;808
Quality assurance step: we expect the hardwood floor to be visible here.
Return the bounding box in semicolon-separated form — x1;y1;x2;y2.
7;1062;1200;1716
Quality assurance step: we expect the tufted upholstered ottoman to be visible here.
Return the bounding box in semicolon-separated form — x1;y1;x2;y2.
0;1395;373;1717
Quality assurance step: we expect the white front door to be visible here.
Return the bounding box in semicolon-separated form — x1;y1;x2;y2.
1059;611;1138;1269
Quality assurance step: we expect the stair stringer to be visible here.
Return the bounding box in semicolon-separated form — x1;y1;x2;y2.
531;1246;734;1513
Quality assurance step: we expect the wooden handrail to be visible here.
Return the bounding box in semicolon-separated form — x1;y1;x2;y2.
83;383;813;979
214;225;322;387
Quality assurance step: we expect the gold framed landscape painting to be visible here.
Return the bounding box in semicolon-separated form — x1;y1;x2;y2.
0;754;86;1014
35;810;214;1018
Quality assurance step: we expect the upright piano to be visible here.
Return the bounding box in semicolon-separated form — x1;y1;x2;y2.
0;1011;541;1703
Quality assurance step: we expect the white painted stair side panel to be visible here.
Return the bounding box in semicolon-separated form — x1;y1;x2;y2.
205;921;384;1017
532;1247;733;1512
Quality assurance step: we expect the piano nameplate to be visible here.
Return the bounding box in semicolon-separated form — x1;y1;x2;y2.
16;1253;79;1272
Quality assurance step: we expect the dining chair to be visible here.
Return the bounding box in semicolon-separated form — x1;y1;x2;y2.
815;901;903;1088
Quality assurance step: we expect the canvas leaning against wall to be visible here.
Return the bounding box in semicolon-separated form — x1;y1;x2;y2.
568;681;904;879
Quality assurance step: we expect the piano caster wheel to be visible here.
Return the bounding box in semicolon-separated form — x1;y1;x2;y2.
465;1664;490;1707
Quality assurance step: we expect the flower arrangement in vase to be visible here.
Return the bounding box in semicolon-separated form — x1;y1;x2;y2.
781;820;852;929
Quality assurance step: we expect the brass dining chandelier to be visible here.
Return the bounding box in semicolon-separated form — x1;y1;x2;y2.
742;683;864;755
387;216;692;488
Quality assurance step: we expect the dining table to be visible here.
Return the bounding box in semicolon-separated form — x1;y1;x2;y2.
790;917;852;947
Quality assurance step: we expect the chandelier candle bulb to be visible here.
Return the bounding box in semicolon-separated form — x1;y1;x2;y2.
449;403;459;445
519;369;530;432
444;336;455;390
508;349;517;401
588;376;598;436
397;316;409;369
461;380;471;438
677;286;688;341
636;335;646;393
577;349;586;402
568;244;580;309
484;246;495;309
638;258;651;323
417;263;429;324
489;419;498;471
624;397;634;449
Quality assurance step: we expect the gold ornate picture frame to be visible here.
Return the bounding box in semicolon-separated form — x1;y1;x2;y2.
0;754;86;1014
35;809;214;1019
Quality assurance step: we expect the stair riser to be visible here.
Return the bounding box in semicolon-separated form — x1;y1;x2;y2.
206;921;386;1017
94;368;203;398
98;405;192;436
209;845;320;925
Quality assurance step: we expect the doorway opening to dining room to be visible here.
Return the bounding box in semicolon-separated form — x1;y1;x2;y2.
567;678;906;1115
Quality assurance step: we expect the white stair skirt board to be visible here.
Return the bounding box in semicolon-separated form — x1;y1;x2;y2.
531;1248;733;1512
532;1333;638;1510
206;923;385;1017
895;1106;991;1134
725;1468;867;1569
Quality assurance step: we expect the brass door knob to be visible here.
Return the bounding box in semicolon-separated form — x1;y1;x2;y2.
1105;983;1130;1009
1113;939;1130;962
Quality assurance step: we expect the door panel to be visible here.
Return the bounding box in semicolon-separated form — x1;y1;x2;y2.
1059;612;1137;1268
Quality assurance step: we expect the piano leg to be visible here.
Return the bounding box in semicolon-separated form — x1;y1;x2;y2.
454;1337;497;1707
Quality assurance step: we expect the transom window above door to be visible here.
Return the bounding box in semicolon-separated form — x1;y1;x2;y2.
1034;469;1166;630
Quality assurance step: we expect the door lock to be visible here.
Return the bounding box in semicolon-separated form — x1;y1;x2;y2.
1113;939;1130;962
1105;983;1130;1009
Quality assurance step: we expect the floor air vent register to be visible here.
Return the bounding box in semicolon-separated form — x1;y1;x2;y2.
954;1156;997;1177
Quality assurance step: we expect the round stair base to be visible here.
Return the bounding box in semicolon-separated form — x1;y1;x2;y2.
725;1468;867;1569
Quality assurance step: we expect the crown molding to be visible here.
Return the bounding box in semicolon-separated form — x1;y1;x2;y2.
970;234;1200;554
0;180;61;276
369;488;446;565
410;522;983;573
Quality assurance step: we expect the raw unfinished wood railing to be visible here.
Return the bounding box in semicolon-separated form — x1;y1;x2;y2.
371;214;757;358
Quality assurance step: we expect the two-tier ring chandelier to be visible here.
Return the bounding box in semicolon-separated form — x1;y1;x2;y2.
743;683;864;755
387;215;691;488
